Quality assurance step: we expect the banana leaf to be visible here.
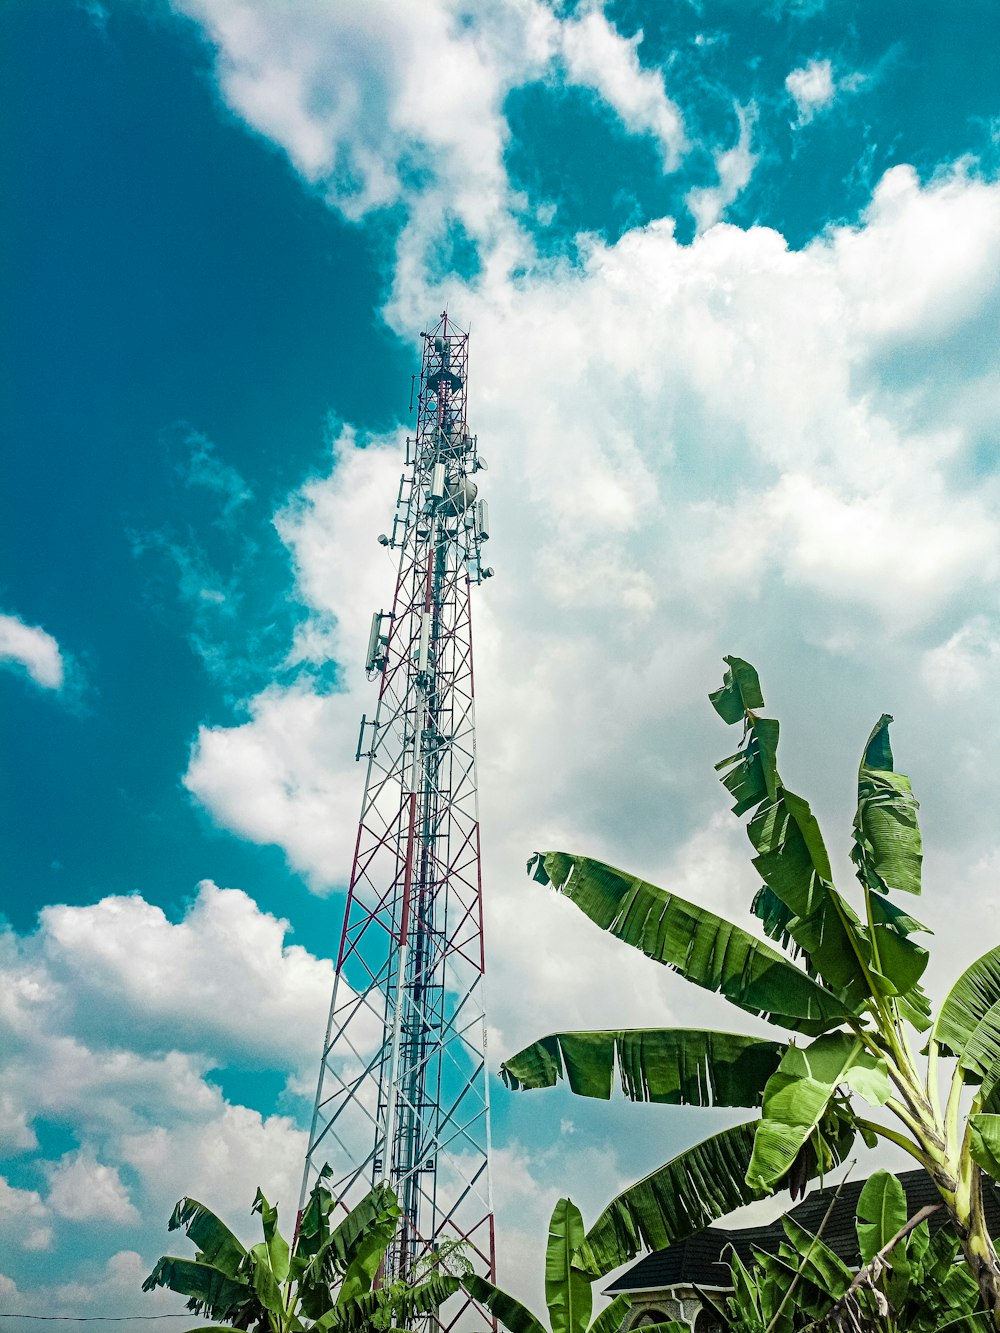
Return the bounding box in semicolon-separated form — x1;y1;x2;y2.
295;1169;335;1261
243;1246;285;1315
747;1032;888;1192
529;852;855;1035
709;655;765;724
745;789;875;1005
580;1122;765;1273
313;1273;460;1331
500;1028;784;1106
140;1256;250;1319
313;1183;400;1282
856;1169;906;1264
252;1188;290;1284
934;947;1000;1112
587;1295;632;1333
969;1113;1000;1180
851;714;922;897
463;1274;546;1333
546;1199;591;1333
778;1216;852;1297
716;672;925;1009
165;1197;247;1278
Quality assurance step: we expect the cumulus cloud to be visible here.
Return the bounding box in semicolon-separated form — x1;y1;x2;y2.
0;1178;51;1253
686;101;758;232
36;882;348;1070
171;0;687;301
0;882;374;1320
558;9;686;171
785;56;867;126
45;1150;138;1224
181;161;1000;1077
0;613;64;691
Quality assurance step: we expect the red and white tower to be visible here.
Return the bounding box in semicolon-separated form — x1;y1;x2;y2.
301;313;495;1326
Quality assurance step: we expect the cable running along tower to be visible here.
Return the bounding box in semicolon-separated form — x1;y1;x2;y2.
302;314;495;1327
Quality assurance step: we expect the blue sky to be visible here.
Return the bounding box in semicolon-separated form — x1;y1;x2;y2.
3;0;1000;1322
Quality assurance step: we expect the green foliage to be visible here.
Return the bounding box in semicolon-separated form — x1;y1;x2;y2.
711;1170;987;1333
527;852;853;1034
463;1198;683;1333
504;656;1000;1326
143;1173;460;1333
500;1028;784;1106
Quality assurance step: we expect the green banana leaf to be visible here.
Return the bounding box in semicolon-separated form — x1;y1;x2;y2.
778;1215;852;1297
745;788;875;1005
165;1197;247;1278
500;1028;784;1106
140;1256;249;1319
709;655;766;724
312;1183;400;1282
294;1169;335;1261
586;1294;632;1333
313;1273;461;1332
546;1199;592;1333
463;1274;546;1333
933;947;1000;1110
747;1032;888;1191
856;1169;906;1264
333;1210;399;1306
852;714;922;897
528;852;854;1035
243;1247;284;1315
716;715;780;816
969;1113;1000;1179
714;662;927;1009
251;1188;290;1284
580;1122;765;1273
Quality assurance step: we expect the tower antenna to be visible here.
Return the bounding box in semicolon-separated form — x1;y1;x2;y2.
301;314;495;1329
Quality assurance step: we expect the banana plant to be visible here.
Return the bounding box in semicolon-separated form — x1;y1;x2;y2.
462;1197;687;1333
142;1170;460;1332
699;1169;988;1333
501;657;1000;1326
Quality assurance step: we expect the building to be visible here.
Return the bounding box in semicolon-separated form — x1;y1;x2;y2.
605;1169;1000;1333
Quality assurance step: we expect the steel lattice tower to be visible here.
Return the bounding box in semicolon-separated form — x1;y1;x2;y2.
301;313;495;1327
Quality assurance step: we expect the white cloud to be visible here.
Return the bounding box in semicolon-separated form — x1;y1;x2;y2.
686;101;758;232
45;1150;138;1224
36;883;347;1071
558;10;686;172
171;0;687;306
0;1178;51;1253
785;56;867;126
182;162;1000;1086
0;883;357;1320
922;616;1000;700
0;613;64;690
785;57;836;123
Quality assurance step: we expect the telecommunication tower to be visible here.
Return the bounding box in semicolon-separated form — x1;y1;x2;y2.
301;313;495;1327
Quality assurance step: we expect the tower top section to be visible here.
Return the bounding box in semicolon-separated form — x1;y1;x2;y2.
378;312;492;585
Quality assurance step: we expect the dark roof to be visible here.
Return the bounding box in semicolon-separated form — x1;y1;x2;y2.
606;1169;1000;1294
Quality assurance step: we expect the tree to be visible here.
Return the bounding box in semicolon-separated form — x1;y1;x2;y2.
500;657;1000;1326
462;1196;686;1333
142;1171;460;1332
699;1170;987;1332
